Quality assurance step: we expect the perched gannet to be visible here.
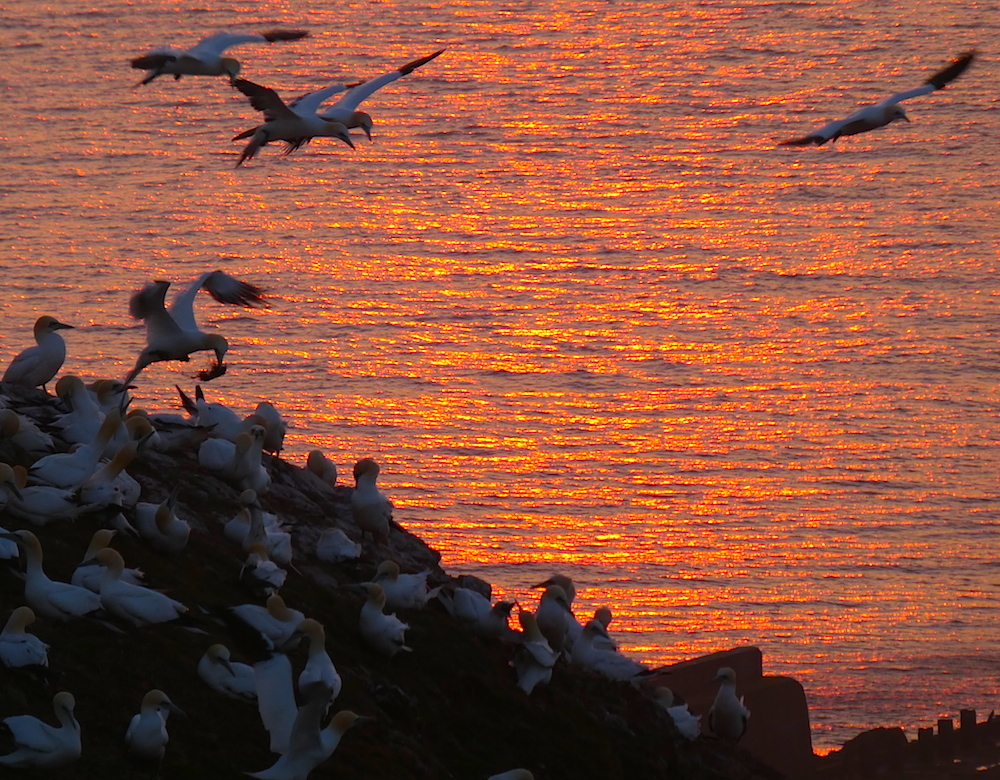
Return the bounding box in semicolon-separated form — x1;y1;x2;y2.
531;573;577;604
242;543;287;595
200;426;271;494
359;583;411;658
372;560;440;611
0;463;23;512
306;450;337;488
177;383;248;441
351;458;392;543
71;529;145;592
591;606;617;650
135;488;191;552
254;401;287;455
708;667;751;743
78;438;141;508
0;606;49;669
253;652;298;753
231;78;356;167
5;465;96;525
570;619;651;683
315;528;361;563
125;690;184;762
295;619;342;704
88;378;133;415
51;374;106;446
94;548;188;626
229;594;304;651
198;644;257;702
233;49;445;148
512;611;558;695
438;587;517;641
0;692;81;768
3;530;102;621
2;316;74;391
123;270;265;386
225;488;260;544
653;688;701;741
533;584;574;655
0;408;53;456
779;50;976;146
242;496;291;565
248;688;366;780
29;408;122;489
131;28;309;86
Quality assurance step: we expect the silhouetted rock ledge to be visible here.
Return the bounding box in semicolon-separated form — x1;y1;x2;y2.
1;383;792;779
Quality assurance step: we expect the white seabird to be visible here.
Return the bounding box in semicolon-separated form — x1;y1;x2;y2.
0;408;54;456
135;488;191;553
570;619;651;683
306;450;337;488
315;528;361;563
1;316;74;391
0;606;49;669
0;692;81;769
653;687;702;741
511;610;558;695
123;271;266;387
2;529;102;622
177;383;249;442
533;583;574;655
242;543;287;595
372;560;441;611
253;652;299;754
438;587;517;641
50;374;106;446
77;438;141;509
351;458;393;544
779;50;976;146
229;594;304;651
5;465;99;526
230;78;356;167
29;407;122;489
295;619;342;704
233;49;445;146
708;667;751;742
198;644;258;703
125;689;184;762
248;688;367;780
488;771;535;780
131;29;309;86
242;495;291;564
71;529;145;592
94;548;188;626
359;583;411;658
254;401;287;455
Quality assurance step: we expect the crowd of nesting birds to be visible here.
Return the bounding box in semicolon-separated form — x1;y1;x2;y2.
0;275;749;775
126;27;444;166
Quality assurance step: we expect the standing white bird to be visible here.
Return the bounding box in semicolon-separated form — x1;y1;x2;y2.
233;49;445;146
198;644;257;704
3;530;102;621
231;78;356;167
123;271;266;387
125;689;184;762
0;692;81;768
94;548;188;627
295;619;342;704
533;584;574;655
198;644;257;702
570;619;650;683
50;374;106;446
242;543;287;596
512;611;558;695
372;560;440;611
708;667;751;742
359;583;411;658
131;29;309;86
254;401;287;455
351;458;393;544
2;316;74;390
0;606;49;669
779;50;976;146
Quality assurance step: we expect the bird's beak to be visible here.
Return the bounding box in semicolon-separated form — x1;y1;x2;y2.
55;322;75;330
167;702;186;717
342;133;356;150
221;659;236;677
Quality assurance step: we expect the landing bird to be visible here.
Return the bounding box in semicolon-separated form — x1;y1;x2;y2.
232;49;445;147
123;270;265;386
231;78;356;167
131;29;309;86
0;692;81;769
2;316;74;391
708;667;750;742
779;50;976;146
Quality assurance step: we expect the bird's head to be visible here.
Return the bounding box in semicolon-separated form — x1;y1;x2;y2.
221;58;241;83
351;111;374;141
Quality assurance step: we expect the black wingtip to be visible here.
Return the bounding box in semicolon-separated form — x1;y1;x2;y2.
925;50;976;90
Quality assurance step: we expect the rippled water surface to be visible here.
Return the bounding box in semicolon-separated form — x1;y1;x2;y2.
3;0;1000;752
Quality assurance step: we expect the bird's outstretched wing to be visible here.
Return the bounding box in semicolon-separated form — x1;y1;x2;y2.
187;29;309;60
328;49;445;115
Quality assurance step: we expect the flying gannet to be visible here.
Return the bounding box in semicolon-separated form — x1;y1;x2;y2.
708;667;751;742
779;50;976;146
0;692;81;769
131;29;309;86
1;316;74;391
123;270;265;386
232;49;445;148
230;78;356;167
